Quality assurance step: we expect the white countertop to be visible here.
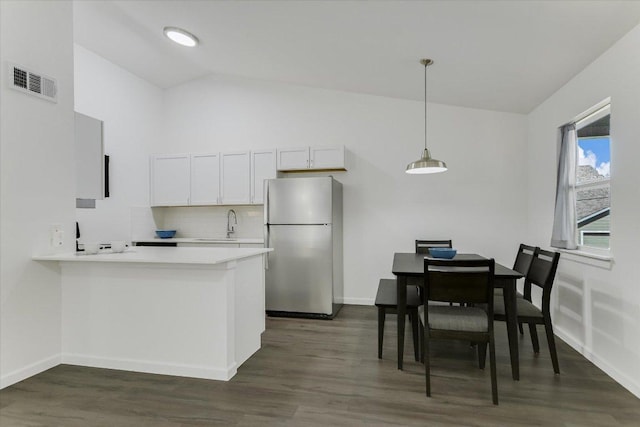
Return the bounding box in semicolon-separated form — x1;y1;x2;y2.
133;237;264;244
34;246;272;265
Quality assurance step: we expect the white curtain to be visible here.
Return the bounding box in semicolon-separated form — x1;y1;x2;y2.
551;123;578;249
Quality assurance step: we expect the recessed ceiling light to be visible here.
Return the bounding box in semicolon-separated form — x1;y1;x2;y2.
163;26;199;47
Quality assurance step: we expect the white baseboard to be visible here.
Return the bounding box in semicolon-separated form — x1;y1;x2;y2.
342;297;374;306
0;354;61;389
555;327;640;398
554;327;586;354
62;353;236;381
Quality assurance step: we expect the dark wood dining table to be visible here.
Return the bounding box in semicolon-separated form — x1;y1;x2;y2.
392;253;524;380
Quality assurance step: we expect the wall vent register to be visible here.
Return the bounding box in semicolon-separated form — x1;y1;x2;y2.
9;63;58;103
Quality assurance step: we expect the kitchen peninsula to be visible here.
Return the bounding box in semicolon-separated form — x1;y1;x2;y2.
34;246;271;381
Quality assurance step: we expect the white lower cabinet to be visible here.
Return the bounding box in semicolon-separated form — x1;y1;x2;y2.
176;242;263;248
178;242;240;248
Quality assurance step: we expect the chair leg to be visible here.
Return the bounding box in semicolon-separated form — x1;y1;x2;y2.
489;335;498;405
544;316;561;374
377;307;385;359
410;309;420;362
477;342;487;370
424;323;431;396
419;321;425;363
528;322;540;354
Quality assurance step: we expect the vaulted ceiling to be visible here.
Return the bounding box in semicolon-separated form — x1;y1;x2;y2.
73;1;640;113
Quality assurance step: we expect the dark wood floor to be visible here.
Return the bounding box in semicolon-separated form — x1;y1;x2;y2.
1;305;638;426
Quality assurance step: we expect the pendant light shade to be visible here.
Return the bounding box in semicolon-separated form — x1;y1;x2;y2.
406;59;447;174
405;149;447;174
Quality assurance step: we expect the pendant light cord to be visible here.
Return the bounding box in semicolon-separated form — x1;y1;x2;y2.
424;61;428;151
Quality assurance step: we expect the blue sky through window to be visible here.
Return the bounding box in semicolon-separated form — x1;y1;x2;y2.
578;137;610;177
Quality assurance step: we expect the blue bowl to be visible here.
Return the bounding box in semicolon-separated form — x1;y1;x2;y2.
429;248;457;259
155;230;176;239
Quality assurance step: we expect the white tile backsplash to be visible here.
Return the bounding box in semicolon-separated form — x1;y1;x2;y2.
130;206;159;241
143;205;263;239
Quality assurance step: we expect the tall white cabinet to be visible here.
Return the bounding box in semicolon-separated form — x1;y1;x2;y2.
75;112;104;200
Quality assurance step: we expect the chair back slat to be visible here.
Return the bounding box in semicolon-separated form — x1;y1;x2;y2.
526;248;560;291
416;239;452;254
424;258;495;305
512;244;536;276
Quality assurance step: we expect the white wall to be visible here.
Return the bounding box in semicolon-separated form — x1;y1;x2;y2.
74;45;164;244
161;75;529;304
0;1;75;388
527;23;640;397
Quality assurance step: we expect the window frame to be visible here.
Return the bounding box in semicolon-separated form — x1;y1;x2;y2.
573;101;611;254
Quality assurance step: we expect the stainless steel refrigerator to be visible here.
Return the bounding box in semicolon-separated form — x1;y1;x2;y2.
264;177;343;318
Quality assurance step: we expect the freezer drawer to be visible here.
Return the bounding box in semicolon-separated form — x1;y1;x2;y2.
265;177;333;225
265;224;333;315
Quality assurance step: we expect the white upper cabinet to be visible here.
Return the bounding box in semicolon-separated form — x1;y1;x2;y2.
310;146;345;170
221;151;251;204
191;153;220;205
277;147;309;170
251;149;277;204
277;146;345;171
150;146;339;207
75;112;104;200
150;154;190;206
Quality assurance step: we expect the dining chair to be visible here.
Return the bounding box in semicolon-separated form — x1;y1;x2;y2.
415;239;453;306
494;243;537;333
495;244;536;297
375;279;421;361
419;258;498;405
415;239;453;254
493;248;561;374
374;239;454;361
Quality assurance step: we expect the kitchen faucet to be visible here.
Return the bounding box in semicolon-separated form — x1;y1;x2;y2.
226;209;237;238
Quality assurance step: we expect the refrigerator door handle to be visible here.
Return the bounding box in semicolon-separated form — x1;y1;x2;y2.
264;225;269;270
264;179;270;225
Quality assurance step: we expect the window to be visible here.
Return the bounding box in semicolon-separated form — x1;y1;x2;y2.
575;105;610;249
551;101;611;252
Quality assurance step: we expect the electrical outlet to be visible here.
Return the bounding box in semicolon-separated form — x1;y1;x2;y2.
50;224;64;248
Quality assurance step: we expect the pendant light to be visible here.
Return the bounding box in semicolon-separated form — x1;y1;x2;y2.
406;59;447;174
